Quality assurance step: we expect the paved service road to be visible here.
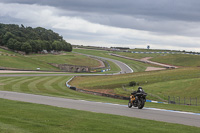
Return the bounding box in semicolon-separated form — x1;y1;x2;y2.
0;91;200;127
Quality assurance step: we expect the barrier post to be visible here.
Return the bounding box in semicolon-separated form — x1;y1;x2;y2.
168;96;170;104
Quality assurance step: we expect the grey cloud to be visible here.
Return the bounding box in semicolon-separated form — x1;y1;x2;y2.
2;0;200;21
1;0;200;51
2;0;200;37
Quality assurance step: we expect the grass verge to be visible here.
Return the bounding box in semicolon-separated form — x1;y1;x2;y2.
0;98;199;133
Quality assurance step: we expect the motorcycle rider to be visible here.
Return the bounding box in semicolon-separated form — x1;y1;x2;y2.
130;87;144;103
137;86;144;93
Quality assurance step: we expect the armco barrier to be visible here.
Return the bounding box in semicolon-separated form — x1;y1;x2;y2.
65;77;165;103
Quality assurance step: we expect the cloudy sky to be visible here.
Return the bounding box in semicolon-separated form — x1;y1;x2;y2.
1;0;200;51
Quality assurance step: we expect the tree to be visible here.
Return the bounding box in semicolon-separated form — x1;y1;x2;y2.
15;41;22;51
7;38;17;50
45;41;52;51
57;42;63;51
0;23;72;53
21;42;32;54
62;41;72;52
3;32;15;45
67;43;72;52
29;40;37;52
0;35;4;46
52;41;59;51
35;42;42;52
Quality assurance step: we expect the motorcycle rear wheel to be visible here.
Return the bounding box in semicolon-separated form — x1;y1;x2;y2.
138;100;144;109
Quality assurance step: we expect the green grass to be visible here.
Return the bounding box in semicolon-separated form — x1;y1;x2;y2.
115;50;200;67
73;48;153;72
28;52;101;67
0;48;103;71
0;74;200;113
114;77;200;101
0;76;124;103
0;99;200;133
71;67;200;103
151;54;200;67
108;60;121;72
71;67;200;90
0;48;19;55
0;54;59;71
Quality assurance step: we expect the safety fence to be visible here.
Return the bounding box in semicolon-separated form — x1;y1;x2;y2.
168;96;200;106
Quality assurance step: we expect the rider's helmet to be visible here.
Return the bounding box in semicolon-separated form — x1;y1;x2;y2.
138;86;143;92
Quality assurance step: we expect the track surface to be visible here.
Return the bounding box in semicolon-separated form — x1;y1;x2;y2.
73;52;133;74
0;91;200;127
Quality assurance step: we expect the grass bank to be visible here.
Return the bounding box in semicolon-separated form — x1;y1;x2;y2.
0;99;199;133
71;67;200;106
115;50;200;67
0;48;102;71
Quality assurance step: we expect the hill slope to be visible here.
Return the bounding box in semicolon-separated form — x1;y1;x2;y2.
0;48;101;71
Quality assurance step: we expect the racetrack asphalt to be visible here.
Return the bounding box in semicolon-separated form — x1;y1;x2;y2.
73;52;133;74
0;91;200;127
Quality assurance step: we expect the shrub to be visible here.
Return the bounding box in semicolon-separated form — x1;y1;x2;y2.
129;81;137;86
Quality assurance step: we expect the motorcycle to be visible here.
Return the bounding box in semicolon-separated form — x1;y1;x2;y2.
128;92;147;109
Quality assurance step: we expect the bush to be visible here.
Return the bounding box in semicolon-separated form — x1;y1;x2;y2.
129;81;137;86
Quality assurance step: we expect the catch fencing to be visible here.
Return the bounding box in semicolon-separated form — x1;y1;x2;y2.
168;96;200;106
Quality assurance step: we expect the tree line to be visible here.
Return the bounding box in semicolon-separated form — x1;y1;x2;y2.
0;23;72;54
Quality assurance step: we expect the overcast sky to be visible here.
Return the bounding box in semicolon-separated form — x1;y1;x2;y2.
0;0;200;51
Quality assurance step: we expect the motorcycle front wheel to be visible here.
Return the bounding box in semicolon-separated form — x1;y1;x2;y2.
128;101;132;108
138;100;145;109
